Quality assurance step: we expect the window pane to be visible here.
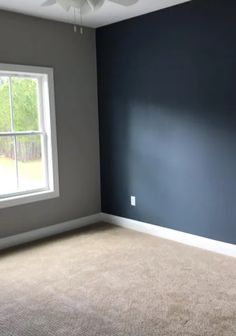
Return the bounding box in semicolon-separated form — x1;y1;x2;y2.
0;77;11;132
12;77;39;131
0;136;17;196
16;135;46;191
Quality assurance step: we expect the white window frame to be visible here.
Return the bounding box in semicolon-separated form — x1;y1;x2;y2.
0;63;59;209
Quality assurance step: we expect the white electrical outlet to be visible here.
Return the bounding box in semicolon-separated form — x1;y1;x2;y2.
131;196;136;207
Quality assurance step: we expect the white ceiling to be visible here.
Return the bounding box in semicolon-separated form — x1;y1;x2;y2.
0;0;191;28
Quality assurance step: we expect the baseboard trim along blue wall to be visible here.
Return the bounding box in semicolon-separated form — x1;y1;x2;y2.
101;213;236;258
96;0;236;245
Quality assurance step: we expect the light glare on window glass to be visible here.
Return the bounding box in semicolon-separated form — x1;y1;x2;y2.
16;135;46;191
0;136;17;196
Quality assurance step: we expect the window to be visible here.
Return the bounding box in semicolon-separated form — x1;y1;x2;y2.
0;64;59;208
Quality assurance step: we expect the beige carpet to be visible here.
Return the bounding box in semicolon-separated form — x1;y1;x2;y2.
0;223;235;336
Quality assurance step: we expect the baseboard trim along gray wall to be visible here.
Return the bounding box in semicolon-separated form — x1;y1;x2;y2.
0;214;101;250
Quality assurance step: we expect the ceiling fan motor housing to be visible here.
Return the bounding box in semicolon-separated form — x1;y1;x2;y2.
42;0;138;13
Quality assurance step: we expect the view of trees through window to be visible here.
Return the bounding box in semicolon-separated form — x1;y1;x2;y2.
0;76;45;196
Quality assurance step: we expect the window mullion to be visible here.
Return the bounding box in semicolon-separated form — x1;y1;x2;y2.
9;76;20;190
0;131;44;137
13;135;20;190
9;76;14;132
38;77;49;188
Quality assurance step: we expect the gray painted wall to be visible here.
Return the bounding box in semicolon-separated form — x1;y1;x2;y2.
0;10;101;238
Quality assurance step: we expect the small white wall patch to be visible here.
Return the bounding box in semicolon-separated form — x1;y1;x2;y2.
131;196;136;206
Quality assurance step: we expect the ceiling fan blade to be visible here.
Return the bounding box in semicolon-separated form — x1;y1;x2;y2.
86;0;105;10
70;0;91;14
71;0;86;9
41;0;57;7
57;0;73;11
80;1;97;14
109;0;138;6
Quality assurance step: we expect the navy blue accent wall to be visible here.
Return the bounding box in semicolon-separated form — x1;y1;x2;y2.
96;0;236;245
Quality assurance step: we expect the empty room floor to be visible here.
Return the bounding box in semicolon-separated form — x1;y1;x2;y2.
0;223;235;336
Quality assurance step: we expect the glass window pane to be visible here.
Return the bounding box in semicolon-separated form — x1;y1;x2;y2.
16;135;46;191
0;136;17;196
0;77;11;132
12;77;40;131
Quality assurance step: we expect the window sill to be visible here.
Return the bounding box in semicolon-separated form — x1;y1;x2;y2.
0;189;60;209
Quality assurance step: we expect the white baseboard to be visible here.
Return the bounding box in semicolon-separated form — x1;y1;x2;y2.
0;213;101;251
2;212;235;258
101;213;236;258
